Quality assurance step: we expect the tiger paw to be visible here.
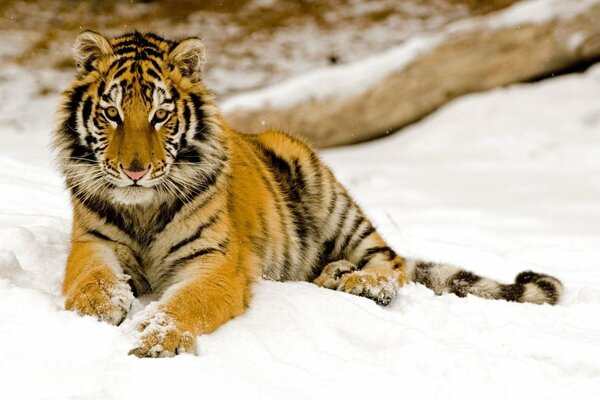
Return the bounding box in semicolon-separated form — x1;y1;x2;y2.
128;309;196;358
65;269;133;325
313;260;358;289
338;271;397;306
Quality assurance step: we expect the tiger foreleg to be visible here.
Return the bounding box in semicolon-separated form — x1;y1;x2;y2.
63;241;134;325
129;255;247;358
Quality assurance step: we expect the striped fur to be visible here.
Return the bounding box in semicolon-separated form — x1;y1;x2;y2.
54;31;563;357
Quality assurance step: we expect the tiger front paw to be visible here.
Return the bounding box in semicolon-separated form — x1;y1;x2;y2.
65;269;134;325
128;308;196;358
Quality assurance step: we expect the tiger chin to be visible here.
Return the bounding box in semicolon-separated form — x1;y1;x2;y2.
53;31;563;358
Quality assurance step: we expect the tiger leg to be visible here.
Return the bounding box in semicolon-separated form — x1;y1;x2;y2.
63;241;134;325
314;242;407;306
129;255;247;358
314;259;405;306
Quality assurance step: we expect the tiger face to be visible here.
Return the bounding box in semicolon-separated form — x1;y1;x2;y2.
55;31;224;205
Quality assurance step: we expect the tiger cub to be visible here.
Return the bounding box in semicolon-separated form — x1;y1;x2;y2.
54;31;562;357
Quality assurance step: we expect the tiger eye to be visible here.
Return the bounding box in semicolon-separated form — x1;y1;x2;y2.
106;106;119;120
154;109;169;123
155;109;167;119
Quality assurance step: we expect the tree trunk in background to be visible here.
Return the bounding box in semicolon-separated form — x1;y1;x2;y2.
224;3;600;148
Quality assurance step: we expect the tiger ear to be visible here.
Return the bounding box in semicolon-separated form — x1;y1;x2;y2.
169;37;206;81
73;30;113;75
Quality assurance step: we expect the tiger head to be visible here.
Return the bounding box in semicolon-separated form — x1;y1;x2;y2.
54;31;225;205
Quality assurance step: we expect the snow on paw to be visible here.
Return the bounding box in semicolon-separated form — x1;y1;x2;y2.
313;260;358;289
338;271;397;306
128;309;196;358
65;270;133;325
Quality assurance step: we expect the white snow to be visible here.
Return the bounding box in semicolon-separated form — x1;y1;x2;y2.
1;49;600;400
222;0;600;113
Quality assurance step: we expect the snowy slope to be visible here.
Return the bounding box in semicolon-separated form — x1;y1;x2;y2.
1;69;600;399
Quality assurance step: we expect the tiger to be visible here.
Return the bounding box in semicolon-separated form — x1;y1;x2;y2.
53;31;563;358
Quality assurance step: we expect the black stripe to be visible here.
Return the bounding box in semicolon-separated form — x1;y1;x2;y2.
189;93;206;140
75;193;135;239
81;95;93;118
534;280;558;303
146;67;161;81
114;46;137;55
323;197;350;259
501;283;525;302
59;84;97;161
338;215;363;257
173;161;225;200
169;86;180;101
175;147;200;162
168;214;219;255
346;224;375;256
321;239;336;263
113;39;159;51
86;229;132;249
308;152;323;197
171;242;227;267
450;270;482;297
108;56;130;72
64;83;90;128
114;34;160;47
250;210;269;264
149;200;187;243
69;144;95;161
263;151;312;258
171;120;180;151
356;246;396;269
119;79;129;95
80;97;93;131
87;229;112;242
515;270;537;284
308;197;351;281
97;80;106;98
113;66;129;79
182;102;191;136
195;163;223;191
138;48;163;59
413;261;434;288
173;248;219;265
84;134;97;147
326;185;338;215
147;58;163;74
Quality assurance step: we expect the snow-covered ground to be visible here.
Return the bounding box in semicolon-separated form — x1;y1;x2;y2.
1;66;600;399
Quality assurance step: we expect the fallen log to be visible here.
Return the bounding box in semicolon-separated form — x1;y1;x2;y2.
223;0;600;147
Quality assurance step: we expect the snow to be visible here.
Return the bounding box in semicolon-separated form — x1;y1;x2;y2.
222;0;600;113
479;0;600;30
2;47;600;400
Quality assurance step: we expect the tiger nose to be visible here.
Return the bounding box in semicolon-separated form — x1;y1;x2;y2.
121;163;150;181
